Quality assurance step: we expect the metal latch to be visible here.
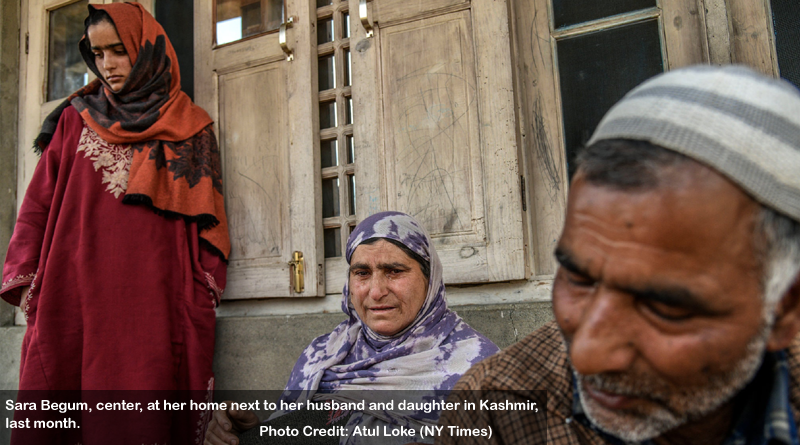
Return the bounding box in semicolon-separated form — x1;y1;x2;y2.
288;251;305;293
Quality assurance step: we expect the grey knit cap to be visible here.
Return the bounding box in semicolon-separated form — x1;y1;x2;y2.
588;65;800;222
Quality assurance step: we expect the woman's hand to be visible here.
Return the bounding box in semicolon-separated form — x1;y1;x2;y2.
19;286;31;302
204;402;260;445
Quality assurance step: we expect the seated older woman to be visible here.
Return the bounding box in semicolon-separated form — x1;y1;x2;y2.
204;211;499;445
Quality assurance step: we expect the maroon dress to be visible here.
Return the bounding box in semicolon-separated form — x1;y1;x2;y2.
1;106;226;444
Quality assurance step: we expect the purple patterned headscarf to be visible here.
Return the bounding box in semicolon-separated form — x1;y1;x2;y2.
276;212;499;434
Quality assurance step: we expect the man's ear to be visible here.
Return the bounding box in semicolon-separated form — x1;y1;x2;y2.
767;272;800;351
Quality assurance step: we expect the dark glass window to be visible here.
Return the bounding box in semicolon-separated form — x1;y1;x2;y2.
322;177;340;217
318;17;334;44
324;227;342;257
320;139;338;168
318;54;336;90
557;19;663;178
48;0;89;101
553;0;655;29
771;0;800;89
156;0;194;100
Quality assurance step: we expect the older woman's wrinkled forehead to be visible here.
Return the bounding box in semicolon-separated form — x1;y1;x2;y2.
346;212;431;263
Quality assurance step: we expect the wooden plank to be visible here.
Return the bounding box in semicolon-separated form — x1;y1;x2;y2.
703;0;732;65
211;33;286;73
285;0;326;297
726;0;774;75
661;0;709;69
374;0;468;26
350;0;386;223
471;0;526;282
510;0;568;277
325;256;348;296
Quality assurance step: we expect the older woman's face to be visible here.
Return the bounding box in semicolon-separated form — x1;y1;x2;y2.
349;239;428;336
87;20;132;92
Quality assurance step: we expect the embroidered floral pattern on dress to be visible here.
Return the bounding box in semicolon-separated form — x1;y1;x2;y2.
203;272;223;306
196;376;215;444
1;272;36;294
22;269;38;321
78;124;133;199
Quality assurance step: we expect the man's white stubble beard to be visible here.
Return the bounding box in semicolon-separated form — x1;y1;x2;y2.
567;322;771;443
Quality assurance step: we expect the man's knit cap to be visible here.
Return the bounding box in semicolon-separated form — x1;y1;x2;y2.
588;65;800;222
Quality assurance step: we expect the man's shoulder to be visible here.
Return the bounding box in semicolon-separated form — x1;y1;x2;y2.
455;321;571;394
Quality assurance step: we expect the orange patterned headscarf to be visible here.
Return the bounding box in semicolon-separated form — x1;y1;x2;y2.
36;2;230;260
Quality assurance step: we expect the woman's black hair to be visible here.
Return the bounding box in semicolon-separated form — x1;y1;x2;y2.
359;237;431;281
84;7;114;41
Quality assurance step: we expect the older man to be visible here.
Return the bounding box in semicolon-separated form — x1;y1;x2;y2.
435;66;800;444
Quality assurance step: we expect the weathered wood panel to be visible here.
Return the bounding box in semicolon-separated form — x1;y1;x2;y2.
374;0;468;26
381;12;483;241
510;0;568;277
378;2;526;284
661;0;709;68
727;0;774;75
220;65;287;262
219;64;292;297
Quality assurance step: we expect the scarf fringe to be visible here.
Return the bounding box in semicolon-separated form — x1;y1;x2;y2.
122;193;227;262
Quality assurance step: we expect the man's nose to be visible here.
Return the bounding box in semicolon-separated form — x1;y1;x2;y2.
569;286;638;375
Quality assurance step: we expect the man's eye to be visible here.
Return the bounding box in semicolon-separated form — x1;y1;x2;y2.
114;50;127;56
565;271;594;287
643;301;693;322
93;52;103;58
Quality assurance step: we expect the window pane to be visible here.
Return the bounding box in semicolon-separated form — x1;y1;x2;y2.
324;227;342;257
319;100;337;129
346;135;355;164
343;13;351;39
48;0;89;101
319;54;336;90
322;177;341;217
348;174;356;216
553;0;655;29
771;0;800;88
557;20;663;178
345;96;353;125
215;0;283;45
321;139;338;168
344;49;352;87
318;17;334;44
317;0;333;8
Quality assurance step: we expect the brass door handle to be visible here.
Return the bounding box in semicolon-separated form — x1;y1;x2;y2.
359;0;374;38
289;251;305;293
279;17;295;61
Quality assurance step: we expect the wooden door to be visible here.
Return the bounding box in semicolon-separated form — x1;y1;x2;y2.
195;0;324;298
351;0;527;285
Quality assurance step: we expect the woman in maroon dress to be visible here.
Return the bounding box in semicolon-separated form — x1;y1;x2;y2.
1;3;229;444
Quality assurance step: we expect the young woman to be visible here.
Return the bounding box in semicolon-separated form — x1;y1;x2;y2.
1;3;229;444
